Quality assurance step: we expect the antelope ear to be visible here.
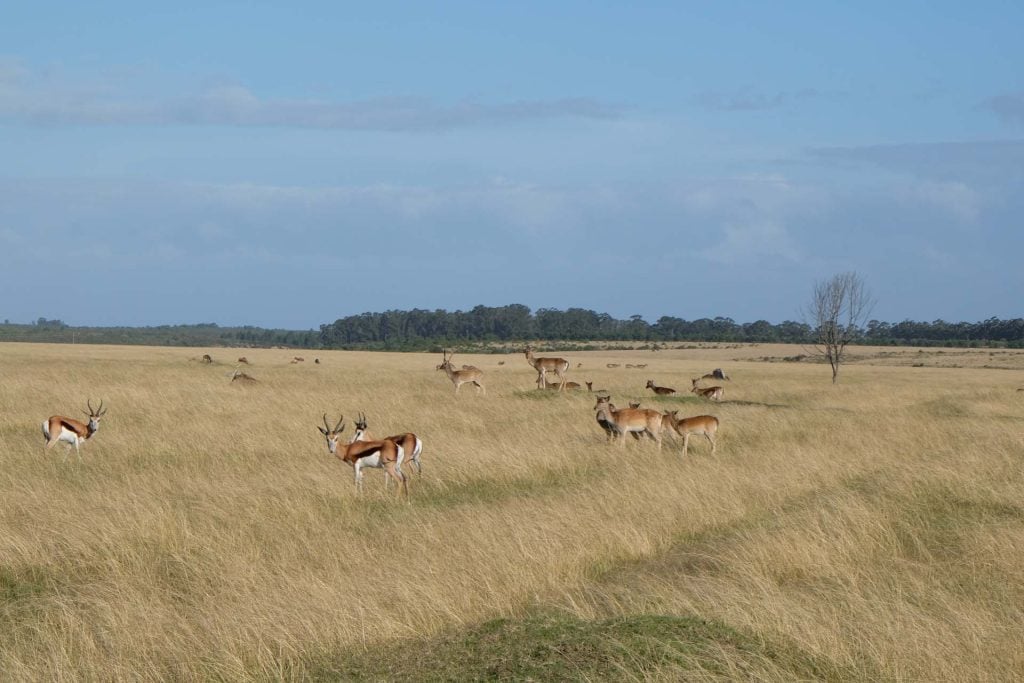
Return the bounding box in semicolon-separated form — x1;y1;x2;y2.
318;427;329;435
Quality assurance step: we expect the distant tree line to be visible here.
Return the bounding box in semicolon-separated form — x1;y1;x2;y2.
2;307;1022;350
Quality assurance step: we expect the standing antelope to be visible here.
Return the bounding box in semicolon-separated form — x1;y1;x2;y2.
664;411;719;457
525;346;570;391
691;384;724;401
646;379;677;395
436;349;485;395
317;415;407;498
352;412;423;480
593;395;664;449
42;399;107;462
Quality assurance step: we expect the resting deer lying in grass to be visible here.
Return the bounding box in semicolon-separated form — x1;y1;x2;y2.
691;384;724;401
646;379;676;395
318;414;407;499
42;399;107;463
594;395;664;448
663;411;718;457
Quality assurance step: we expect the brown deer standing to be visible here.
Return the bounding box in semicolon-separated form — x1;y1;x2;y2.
437;349;485;395
524;345;570;391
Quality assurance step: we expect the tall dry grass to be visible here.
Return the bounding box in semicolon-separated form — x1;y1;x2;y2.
1;342;1023;680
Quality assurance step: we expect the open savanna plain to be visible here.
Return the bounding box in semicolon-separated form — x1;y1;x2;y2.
2;342;1023;681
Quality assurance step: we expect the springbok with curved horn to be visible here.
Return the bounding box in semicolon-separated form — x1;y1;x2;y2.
41;399;107;462
352;412;423;481
436;349;485;395
317;414;407;498
525;345;570;391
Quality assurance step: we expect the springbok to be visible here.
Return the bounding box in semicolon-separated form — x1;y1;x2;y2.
352;412;423;481
593;395;664;448
692;385;725;401
663;411;719;457
646;379;677;395
525;346;569;391
436;349;485;395
317;415;407;498
42;399;107;462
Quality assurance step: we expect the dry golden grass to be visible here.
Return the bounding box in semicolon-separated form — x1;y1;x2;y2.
1;342;1023;680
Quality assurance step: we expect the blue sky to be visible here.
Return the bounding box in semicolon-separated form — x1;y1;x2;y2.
2;1;1022;328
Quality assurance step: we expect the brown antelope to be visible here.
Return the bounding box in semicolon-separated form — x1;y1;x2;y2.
543;378;581;391
692;385;724;401
293;356;305;362
606;363;620;369
317;414;407;498
593;395;664;448
436;349;485;395
628;401;641;409
201;354;213;363
352;412;423;482
664;411;719;457
585;381;609;395
525;345;569;391
314;358;321;364
237;356;249;364
41;399;107;462
646;379;677;395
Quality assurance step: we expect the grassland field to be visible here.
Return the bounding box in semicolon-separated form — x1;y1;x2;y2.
1;341;1023;681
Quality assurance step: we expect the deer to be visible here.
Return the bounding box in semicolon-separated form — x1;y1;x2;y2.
663;411;719;457
41;399;107;462
201;354;213;364
593;395;664;449
606;363;620;369
585;381;609;395
628;401;641;409
694;368;730;383
351;412;423;486
691;384;725;401
237;356;249;364
317;414;407;499
646;379;677;396
230;369;258;384
524;345;570;391
436;349;485;395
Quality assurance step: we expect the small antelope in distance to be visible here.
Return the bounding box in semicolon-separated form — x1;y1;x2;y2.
691;384;724;401
585;381;609;395
525;345;570;391
606;363;620;369
628;401;641;409
436;349;485;395
593;395;664;449
646;379;677;395
42;399;107;462
352;412;423;481
231;369;258;384
201;354;213;364
542;378;581;391
317;414;408;498
664;411;719;457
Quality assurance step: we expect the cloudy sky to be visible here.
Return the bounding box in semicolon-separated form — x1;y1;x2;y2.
2;2;1022;328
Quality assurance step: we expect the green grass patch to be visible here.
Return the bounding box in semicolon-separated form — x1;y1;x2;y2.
301;612;860;682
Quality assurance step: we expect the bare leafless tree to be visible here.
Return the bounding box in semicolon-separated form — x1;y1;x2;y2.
804;271;875;384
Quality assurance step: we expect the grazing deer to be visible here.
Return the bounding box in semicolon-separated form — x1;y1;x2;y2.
634;364;647;369
692;385;724;401
293;356;305;362
646;379;677;396
497;361;505;366
436;349;485;395
41;399;107;462
317;414;407;498
314;358;321;364
525;346;570;391
663;411;719;457
593;395;664;448
606;363;620;369
201;354;213;364
237;356;249;364
352;412;423;482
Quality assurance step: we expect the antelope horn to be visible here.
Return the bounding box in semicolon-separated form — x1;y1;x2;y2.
86;398;95;416
98;399;106;416
334;415;344;433
322;413;331;433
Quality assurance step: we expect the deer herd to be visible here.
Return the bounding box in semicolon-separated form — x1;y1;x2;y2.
41;348;730;500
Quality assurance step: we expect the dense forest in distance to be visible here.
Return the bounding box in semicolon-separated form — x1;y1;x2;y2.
3;305;1023;351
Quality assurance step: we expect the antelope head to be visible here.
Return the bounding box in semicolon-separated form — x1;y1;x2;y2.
84;399;107;434
317;414;345;454
353;412;369;441
436;349;453;371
